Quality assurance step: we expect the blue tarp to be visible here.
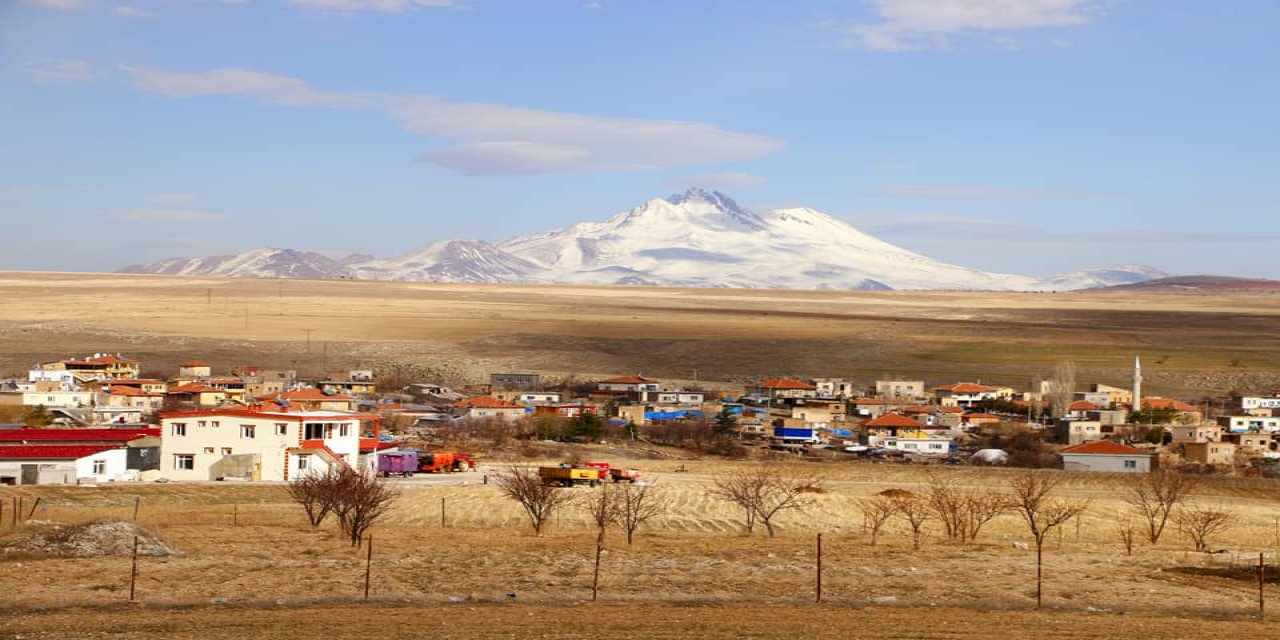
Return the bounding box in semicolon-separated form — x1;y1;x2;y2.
646;410;703;421
831;428;854;438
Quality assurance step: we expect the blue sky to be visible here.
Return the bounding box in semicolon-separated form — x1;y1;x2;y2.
2;0;1277;278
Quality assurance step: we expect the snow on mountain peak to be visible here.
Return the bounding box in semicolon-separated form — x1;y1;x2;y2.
116;189;1165;292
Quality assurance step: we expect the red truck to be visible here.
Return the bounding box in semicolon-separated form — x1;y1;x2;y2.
584;461;642;483
417;452;478;474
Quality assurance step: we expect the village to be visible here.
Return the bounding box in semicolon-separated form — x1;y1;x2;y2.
2;352;1278;485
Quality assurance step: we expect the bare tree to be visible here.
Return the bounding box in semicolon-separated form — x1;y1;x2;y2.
287;469;337;528
495;466;575;536
712;467;818;538
1048;360;1077;419
963;492;1011;543
586;483;621;547
925;474;1009;543
1174;502;1232;552
616;482;666;545
1126;470;1197;544
331;470;399;547
1116;518;1136;556
1009;470;1089;608
857;496;896;546
893;496;931;550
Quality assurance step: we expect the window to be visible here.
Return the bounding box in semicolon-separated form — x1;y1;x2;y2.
198;421;206;428
1124;460;1137;469
339;424;350;437
92;459;105;474
275;423;288;436
211;421;220;428
174;454;194;470
221;447;233;456
171;423;187;437
204;447;215;454
240;425;255;439
297;454;310;470
304;423;325;440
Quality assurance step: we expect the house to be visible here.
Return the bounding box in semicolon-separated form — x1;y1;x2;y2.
489;371;542;391
875;380;926;400
862;412;946;446
1066;400;1102;420
639;389;706;405
1221;432;1279;456
0;445;131;485
97;385;166;413
452;397;527;421
533;404;597;418
881;436;955;456
1231;394;1280;416
813;378;856;398
21;390;94;409
598;376;662;393
87;378;168;395
1089;383;1133;406
1138;398;1203;425
1060;440;1153;473
159;408;371;481
168;383;230;407
1183;441;1236;466
177;361;212;379
1055;419;1105;446
1169;424;1222;443
491;390;563;405
791;399;846;427
750;378;818;401
31;354;141;386
316;370;377;395
931;382;1009;408
0;427;159;447
1086;409;1130;427
847;398;910;419
1217;415;1280;433
256;388;358;412
403;383;465;404
959;413;1002;429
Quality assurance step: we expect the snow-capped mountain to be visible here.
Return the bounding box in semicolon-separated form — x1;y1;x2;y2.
116;188;1163;291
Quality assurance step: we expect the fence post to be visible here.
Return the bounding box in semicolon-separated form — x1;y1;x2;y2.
233;503;238;526
1260;552;1266;619
592;536;602;602
440;497;446;528
364;535;374;600
133;496;141;522
816;533;823;603
129;535;140;602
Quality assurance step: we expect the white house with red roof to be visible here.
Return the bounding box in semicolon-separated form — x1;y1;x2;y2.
159;408;372;481
256;388;358;412
597;375;661;393
453;397;527;421
0;428;156;485
1060;440;1153;473
862;413;955;454
750;378;818;401
931;382;1012;408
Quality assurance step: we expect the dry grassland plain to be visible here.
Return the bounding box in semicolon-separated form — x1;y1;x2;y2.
3;271;1280;636
1;271;1279;395
4;460;1280;638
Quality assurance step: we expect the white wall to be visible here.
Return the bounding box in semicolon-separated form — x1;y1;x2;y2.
1062;453;1151;473
74;449;131;483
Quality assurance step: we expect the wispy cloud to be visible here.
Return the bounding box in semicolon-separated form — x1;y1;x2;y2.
869;184;1123;200
121;66;785;176
26;60;95;84
114;5;154;18
285;0;453;12
147;193;198;205
855;214;1280;244
23;0;83;8
830;0;1102;52
117;209;228;222
583;1;602;9
666;172;765;189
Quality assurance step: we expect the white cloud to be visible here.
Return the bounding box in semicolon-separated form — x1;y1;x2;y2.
26;60;95;84
122;66;785;176
834;0;1100;52
869;184;1122;200
285;0;452;12
583;1;602;9
23;0;83;8
114;5;154;18
147;193;197;205
117;209;228;221
666;172;765;189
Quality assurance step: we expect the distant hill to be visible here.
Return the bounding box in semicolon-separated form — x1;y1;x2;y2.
1097;275;1280;294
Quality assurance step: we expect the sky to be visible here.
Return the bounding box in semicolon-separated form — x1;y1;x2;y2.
2;0;1278;279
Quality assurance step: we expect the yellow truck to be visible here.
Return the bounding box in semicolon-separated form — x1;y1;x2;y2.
537;466;603;487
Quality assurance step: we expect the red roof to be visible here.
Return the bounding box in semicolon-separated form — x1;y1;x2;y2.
454;397;520;409
758;378;817;390
359;438;397;452
0;428;158;443
1069;400;1101;412
100;378;163;385
863;413;924;428
937;406;965;414
1061;440;1149;455
600;375;659;385
964;413;1001;421
170;382;223;394
1142;397;1200;413
903;405;933;414
0;445;120;460
180;361;210;367
933;382;998;394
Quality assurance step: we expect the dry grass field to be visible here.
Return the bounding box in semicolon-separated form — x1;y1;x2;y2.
4;459;1280;637
2;271;1279;395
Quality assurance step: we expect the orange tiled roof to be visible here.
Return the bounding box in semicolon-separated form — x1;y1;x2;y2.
758;378;817;390
863;413;924;428
933;382;998;393
1142;397;1200;413
1069;400;1101;411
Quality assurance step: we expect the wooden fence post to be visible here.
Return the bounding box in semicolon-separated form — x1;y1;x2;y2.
364;535;374;600
129;535;140;602
816;533;823;603
133;496;141;522
1259;552;1266;619
440;497;446;528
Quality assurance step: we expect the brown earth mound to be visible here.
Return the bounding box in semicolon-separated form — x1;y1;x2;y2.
2;519;174;558
877;488;916;499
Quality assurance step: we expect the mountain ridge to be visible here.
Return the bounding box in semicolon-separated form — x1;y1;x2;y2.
117;188;1165;291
